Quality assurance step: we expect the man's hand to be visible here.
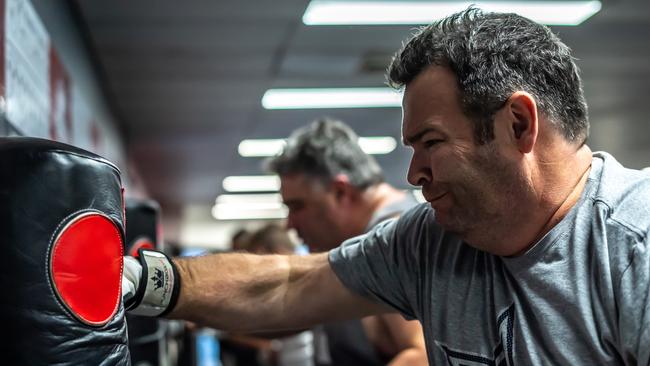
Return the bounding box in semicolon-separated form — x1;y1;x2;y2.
121;249;180;317
121;256;142;305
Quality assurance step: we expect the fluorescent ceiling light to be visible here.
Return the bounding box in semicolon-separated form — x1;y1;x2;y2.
212;193;288;220
303;1;602;26
216;193;283;204
358;136;397;154
222;175;280;192
238;139;287;157
262;88;402;109
212;205;288;220
238;136;397;157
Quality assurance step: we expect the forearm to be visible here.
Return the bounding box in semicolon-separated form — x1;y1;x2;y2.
168;252;329;331
380;313;428;366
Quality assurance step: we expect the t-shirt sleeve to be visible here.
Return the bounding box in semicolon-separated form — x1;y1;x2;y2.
328;209;422;320
618;233;650;364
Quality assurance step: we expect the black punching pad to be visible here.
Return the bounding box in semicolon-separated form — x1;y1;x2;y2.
0;137;130;365
125;199;162;366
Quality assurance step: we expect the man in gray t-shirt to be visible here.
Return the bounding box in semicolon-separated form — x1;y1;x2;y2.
330;152;650;364
121;8;649;366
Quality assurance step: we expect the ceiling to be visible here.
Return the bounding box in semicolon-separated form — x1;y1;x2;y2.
72;0;650;247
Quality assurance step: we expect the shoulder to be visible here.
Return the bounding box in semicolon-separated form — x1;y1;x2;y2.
393;203;446;247
394;203;435;231
585;153;650;286
591;152;650;237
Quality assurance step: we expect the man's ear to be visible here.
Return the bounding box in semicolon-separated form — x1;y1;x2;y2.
330;174;355;203
505;91;538;154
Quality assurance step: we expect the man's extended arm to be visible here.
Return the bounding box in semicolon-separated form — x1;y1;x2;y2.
168;252;389;332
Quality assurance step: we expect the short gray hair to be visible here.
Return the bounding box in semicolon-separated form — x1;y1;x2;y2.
266;118;384;189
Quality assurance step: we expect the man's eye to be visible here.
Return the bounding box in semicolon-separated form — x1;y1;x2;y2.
424;139;442;148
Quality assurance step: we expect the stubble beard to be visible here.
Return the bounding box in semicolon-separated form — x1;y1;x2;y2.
445;146;531;251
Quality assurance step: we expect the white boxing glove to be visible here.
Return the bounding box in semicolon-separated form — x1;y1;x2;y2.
122;249;180;317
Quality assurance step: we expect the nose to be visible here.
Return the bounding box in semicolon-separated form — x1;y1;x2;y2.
407;150;432;187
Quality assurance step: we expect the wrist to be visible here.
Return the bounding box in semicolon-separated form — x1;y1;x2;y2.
126;249;180;317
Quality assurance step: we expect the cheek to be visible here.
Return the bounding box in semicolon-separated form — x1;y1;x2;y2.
301;210;319;226
434;149;472;182
317;196;337;214
303;205;330;228
293;208;316;226
467;154;515;199
315;205;341;229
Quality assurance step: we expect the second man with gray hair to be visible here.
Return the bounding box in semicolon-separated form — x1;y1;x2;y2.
267;118;427;366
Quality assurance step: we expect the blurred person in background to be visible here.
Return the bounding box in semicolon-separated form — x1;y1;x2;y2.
266;118;427;366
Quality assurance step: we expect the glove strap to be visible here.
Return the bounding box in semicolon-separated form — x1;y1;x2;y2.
127;249;180;317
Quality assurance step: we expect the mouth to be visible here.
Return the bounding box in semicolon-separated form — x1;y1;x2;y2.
425;192;447;203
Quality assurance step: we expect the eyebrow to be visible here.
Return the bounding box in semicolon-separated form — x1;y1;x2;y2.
402;126;443;146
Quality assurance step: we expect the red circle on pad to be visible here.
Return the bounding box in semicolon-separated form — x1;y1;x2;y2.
50;212;123;326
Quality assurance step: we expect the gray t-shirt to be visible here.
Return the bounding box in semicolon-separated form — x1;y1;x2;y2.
329;152;650;365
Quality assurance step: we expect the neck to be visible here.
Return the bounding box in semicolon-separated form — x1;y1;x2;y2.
356;183;406;232
508;143;593;256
